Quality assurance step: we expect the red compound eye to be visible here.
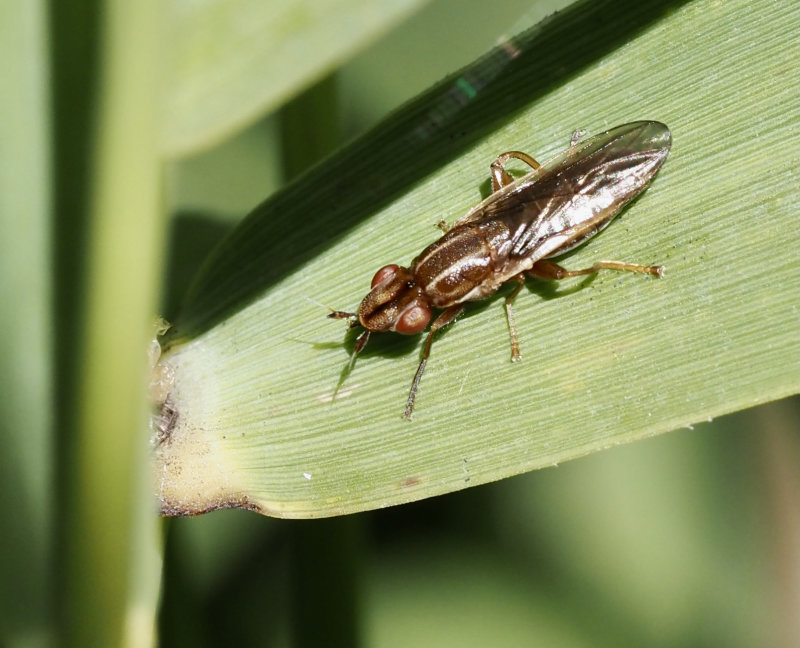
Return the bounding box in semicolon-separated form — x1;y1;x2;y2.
395;303;431;334
371;264;399;288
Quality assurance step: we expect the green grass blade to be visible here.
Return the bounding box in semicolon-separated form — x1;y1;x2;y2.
160;0;431;156
52;2;165;645
156;0;800;518
0;0;52;641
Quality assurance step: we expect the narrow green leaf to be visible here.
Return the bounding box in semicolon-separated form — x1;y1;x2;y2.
0;0;52;640
155;0;800;518
160;0;431;156
53;1;165;645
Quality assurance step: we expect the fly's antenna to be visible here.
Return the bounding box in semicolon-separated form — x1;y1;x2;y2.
327;310;362;329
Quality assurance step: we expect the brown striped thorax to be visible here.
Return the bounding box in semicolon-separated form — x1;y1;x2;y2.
330;121;672;418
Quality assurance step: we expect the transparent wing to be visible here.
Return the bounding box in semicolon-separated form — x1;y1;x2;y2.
453;121;671;262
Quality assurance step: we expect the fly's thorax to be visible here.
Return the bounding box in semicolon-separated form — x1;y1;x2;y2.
357;264;432;334
412;222;510;307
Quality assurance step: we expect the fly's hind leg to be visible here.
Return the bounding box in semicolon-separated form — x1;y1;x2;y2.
441;151;543;232
491;130;588;193
490;151;541;192
530;259;665;280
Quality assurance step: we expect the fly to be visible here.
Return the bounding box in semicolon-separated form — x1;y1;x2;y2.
329;121;672;418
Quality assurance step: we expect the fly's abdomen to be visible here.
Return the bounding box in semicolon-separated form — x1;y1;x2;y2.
412;222;510;307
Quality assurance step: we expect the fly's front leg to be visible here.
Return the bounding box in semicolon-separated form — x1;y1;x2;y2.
530;259;664;280
404;304;464;419
504;274;526;362
490;151;541;192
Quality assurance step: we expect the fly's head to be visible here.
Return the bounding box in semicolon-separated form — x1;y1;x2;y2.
358;264;431;335
327;264;432;361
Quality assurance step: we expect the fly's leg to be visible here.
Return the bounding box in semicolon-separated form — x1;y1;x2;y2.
502;258;662;365
490;151;541;192
530;259;664;280
327;310;371;402
404;304;464;419
504;274;526;362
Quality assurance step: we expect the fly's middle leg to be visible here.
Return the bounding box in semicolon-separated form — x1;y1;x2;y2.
530;259;664;280
490;151;541;192
502;259;662;365
503;274;526;362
